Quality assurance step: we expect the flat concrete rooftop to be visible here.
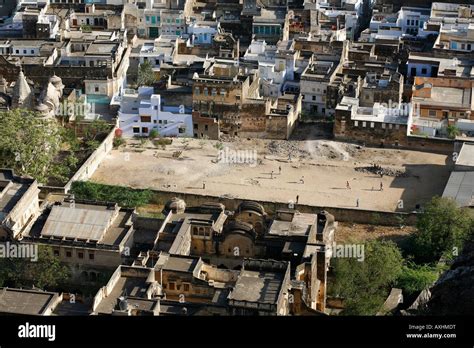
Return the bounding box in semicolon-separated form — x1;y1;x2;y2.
0;288;58;315
228;270;283;304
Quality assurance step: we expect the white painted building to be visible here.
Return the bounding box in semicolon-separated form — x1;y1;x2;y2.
244;39;297;98
118;87;193;138
362;6;436;42
17;0;49;8
188;21;219;45
139;36;175;75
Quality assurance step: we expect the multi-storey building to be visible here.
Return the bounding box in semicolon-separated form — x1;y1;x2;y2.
118;86;193;137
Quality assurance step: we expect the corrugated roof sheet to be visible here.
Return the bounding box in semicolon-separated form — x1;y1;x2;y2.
41;205;115;242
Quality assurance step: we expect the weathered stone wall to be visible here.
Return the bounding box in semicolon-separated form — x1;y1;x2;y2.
191;111;220;139
64;127;117;192
334;114;408;147
146;190;418;226
0;58;111;88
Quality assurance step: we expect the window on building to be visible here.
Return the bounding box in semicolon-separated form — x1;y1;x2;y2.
312;96;316;101
89;253;94;260
211;88;217;96
220;88;226;96
141;116;151;123
382;123;386;129
169;282;176;290
389;124;393;129
354;121;358;127
66;250;72;258
362;121;366;127
133;127;140;133
53;249;60;257
421;68;427;74
205;125;208;131
78;252;84;259
194;87;200;95
94;86;99;92
142;127;149;133
194;123;198;129
395;124;400;130
429;110;436;117
183;283;190;292
370;122;375;128
203;88;208;96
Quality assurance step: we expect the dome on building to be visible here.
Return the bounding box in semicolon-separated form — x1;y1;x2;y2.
163;197;186;214
43;82;60;110
49;74;64;88
12;70;33;107
237;201;266;216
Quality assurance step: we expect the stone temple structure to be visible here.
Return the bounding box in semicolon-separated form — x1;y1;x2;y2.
8;68;65;118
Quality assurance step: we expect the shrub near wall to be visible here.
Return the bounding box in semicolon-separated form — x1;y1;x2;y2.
70;181;152;208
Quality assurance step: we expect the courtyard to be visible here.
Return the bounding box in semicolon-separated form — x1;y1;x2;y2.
91;131;451;212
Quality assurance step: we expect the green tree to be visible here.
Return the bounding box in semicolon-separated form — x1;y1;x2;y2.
412;197;473;262
0;245;70;289
137;60;156;86
149;129;159;139
83;119;110;151
214;142;224;151
446;125;460;139
0;109;63;183
330;240;404;315
395;262;439;297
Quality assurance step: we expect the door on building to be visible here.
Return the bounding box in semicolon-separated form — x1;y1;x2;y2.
149;27;159;38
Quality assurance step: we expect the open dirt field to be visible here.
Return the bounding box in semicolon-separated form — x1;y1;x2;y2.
335;222;415;244
91;126;451;212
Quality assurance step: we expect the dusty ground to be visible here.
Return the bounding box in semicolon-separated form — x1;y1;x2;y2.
92;125;451;212
335;222;415;244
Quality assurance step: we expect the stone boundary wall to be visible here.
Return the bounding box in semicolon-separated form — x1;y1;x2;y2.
64;127;116;193
39;127;116;199
146;190;418;226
